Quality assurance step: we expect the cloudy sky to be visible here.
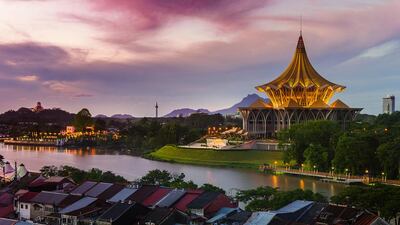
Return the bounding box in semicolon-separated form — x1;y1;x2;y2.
0;0;399;116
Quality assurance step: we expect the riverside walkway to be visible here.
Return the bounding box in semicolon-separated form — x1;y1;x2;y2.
260;165;400;186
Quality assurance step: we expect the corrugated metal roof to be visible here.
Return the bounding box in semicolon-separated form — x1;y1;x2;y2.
187;192;219;209
30;191;68;205
243;212;276;225
173;190;203;212
155;189;186;208
142;187;171;207
275;200;314;213
207;208;238;223
70;181;97;195
108;188;137;203
85;182;113;197
127;185;158;203
59;197;97;214
97;202;132;221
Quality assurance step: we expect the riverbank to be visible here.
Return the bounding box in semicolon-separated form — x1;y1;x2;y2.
146;145;284;169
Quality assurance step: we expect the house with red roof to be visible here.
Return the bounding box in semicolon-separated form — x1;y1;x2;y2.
14;190;39;220
0;192;14;218
141;187;171;207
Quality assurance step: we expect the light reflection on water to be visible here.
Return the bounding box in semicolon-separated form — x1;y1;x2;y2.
0;143;346;198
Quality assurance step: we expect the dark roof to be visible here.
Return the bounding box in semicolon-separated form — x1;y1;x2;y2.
96;202;150;223
97;184;124;200
58;195;82;209
30;191;68;205
70;181;97;195
85;182;113;197
296;202;327;224
59;197;98;214
225;211;252;223
141;207;174;225
187;192;220;209
97;202;133;222
127;185;159;203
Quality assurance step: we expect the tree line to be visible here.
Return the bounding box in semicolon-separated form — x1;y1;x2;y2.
279;112;400;179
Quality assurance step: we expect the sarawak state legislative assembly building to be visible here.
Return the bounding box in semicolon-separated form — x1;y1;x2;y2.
239;35;362;138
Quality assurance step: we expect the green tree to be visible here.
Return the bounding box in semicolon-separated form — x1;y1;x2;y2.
331;185;400;223
73;108;93;131
377;139;400;179
333;132;379;175
138;169;173;185
237;187;326;211
279;120;341;166
200;183;226;194
303;144;329;171
40;165;58;177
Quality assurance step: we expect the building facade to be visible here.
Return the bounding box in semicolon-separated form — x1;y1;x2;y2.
383;95;395;114
239;35;362;138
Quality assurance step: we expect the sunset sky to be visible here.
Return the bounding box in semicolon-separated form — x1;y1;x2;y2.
0;0;399;116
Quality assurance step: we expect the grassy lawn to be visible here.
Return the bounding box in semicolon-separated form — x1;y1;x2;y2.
147;145;284;169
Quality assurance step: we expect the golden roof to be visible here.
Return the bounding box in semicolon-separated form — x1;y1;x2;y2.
256;36;345;91
309;99;329;108
282;99;300;108
249;99;273;108
330;99;349;108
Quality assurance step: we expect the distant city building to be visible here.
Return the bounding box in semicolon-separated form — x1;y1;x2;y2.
239;34;362;138
155;102;159;118
31;102;44;112
383;95;395;114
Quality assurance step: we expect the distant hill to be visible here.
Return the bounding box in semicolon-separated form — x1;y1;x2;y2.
110;114;134;119
212;94;268;115
163;108;210;118
0;107;74;125
163;94;269;117
95;114;108;118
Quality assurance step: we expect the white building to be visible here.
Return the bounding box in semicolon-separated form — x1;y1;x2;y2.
383;95;395;114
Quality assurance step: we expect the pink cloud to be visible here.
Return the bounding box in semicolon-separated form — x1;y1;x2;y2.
89;0;273;30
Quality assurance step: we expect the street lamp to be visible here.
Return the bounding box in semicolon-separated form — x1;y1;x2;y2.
301;164;304;172
331;166;335;176
313;165;317;173
274;161;278;169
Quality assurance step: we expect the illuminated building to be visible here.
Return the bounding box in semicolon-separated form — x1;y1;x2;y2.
239;34;362;138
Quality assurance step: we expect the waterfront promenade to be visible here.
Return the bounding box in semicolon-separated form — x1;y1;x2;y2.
261;165;400;186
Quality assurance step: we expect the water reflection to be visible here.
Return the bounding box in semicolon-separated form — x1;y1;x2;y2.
0;143;346;198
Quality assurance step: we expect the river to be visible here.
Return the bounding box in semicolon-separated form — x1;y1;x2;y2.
0;143;346;197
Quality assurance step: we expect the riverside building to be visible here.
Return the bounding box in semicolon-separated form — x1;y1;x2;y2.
239;34;362;138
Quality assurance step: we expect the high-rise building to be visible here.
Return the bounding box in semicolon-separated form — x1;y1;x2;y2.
155;102;159;118
239;34;362;138
383;95;395;114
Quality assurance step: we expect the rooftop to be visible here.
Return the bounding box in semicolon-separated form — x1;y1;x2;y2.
187;191;220;209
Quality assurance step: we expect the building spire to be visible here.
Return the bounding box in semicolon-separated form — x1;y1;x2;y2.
300;15;303;36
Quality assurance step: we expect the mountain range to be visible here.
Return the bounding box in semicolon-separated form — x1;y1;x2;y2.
163;94;268;117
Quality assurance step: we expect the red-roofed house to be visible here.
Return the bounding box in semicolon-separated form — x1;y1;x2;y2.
173;190;203;212
15;191;39;220
29;176;75;192
0;192;14;218
142;187;172;207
